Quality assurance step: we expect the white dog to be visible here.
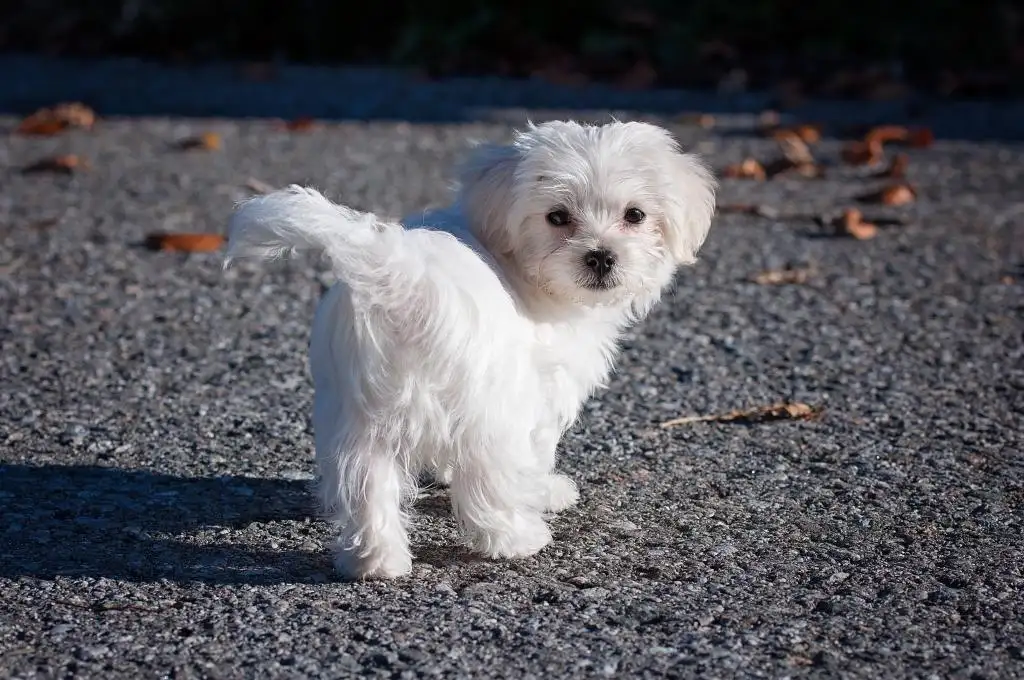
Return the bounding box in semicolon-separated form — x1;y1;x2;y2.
224;120;716;579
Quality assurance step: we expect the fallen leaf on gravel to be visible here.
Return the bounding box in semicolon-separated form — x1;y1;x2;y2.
763;131;824;178
277;116;317;132
865;124;911;145
841;139;884;166
718;203;780;219
177;132;222;151
835;208;878;239
661;402;822;428
722;158;766;180
875;153;909;179
770;123;822;144
865;124;934;148
753;267;814;285
29;217;61;230
16;102;96;135
906;128;935;148
767;158;824;179
244;178;276;194
144;233;225;252
1002;276;1015;284
775;130;815;165
21;154;86;174
857;183;917;206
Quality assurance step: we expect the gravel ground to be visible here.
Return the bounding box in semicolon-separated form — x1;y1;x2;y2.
0;56;1022;679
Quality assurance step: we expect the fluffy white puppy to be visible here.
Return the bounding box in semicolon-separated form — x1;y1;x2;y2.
224;120;716;579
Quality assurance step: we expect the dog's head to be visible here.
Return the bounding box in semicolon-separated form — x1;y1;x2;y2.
457;120;716;313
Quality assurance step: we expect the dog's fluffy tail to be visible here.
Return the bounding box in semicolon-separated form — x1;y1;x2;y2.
223;185;403;280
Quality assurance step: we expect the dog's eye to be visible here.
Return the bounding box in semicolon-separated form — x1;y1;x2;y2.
624;207;646;224
546;210;571;227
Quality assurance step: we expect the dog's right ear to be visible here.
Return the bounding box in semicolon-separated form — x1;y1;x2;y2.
457;142;522;255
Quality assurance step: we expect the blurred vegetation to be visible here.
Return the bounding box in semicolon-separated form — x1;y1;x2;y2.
2;1;1020;94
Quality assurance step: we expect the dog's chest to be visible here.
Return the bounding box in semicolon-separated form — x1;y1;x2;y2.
534;324;619;428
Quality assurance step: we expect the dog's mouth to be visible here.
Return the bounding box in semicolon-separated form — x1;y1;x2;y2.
576;274;620;291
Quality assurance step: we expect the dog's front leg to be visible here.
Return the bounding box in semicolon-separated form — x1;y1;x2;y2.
448;436;554;560
531;424;580;513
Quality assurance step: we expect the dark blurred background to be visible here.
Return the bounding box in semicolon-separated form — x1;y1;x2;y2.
1;1;1022;98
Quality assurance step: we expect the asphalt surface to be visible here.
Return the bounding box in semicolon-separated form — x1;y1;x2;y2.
0;57;1022;679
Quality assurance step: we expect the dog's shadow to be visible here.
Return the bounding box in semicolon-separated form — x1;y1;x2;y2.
0;464;494;585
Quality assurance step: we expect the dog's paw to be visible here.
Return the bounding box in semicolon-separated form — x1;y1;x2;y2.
333;544;413;580
467;511;552;559
543;473;579;512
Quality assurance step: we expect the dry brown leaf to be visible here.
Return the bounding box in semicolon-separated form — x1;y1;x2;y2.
753;267;814;285
876;153;909;179
864;125;935;149
836;208;878;240
1001;276;1016;285
766;159;824;179
762;131;824;178
661;402;822;428
722;158;766;181
29;217;61;230
771;124;822;145
906;128;935;148
277;117;317;132
16;119;68;136
16;102;96;135
865;124;911;145
21;154;86;174
775;130;815;165
841;139;884;166
177;132;222;151
858;183;917;206
144;233;225;253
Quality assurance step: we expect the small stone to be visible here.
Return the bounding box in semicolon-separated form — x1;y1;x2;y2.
712;543;737;557
608;519;640;533
579;587;610;600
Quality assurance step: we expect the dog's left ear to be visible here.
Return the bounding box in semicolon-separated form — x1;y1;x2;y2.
644;126;717;266
456;141;523;255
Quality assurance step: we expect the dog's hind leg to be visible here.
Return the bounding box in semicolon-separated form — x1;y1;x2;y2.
320;446;415;580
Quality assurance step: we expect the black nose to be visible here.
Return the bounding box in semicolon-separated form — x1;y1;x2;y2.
584;249;616;278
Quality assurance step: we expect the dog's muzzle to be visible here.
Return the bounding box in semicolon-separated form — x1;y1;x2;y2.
580;249;618;290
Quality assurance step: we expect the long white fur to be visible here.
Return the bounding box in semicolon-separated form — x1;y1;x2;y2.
224;120;716;579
